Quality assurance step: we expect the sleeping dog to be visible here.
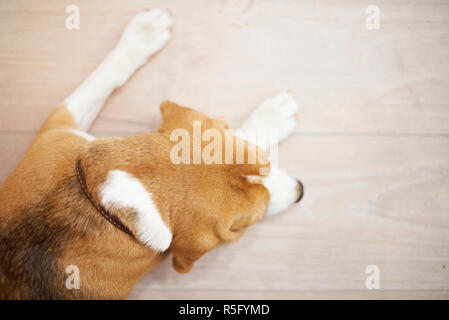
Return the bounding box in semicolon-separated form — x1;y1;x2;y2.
0;9;303;299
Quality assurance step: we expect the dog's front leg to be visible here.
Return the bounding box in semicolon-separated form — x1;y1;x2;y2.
237;91;299;151
62;9;172;132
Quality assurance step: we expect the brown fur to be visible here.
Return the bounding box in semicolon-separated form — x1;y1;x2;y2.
0;102;270;299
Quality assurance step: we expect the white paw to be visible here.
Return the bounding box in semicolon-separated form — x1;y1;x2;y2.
117;9;172;63
239;91;299;149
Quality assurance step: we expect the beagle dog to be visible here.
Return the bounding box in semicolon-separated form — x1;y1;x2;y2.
0;9;303;299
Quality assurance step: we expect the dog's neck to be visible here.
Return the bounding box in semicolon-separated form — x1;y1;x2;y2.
62;133;179;297
78;133;177;250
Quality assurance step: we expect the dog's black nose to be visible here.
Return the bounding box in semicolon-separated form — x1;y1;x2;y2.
295;179;304;203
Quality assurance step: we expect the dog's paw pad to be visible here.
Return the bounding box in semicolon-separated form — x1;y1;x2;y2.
119;9;172;57
132;9;172;41
241;91;299;143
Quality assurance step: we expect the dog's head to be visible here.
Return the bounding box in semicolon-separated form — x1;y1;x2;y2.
157;101;303;273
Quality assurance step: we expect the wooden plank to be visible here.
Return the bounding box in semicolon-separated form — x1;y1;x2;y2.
128;289;449;300
127;136;449;297
0;0;448;300
0;0;448;134
2;135;448;296
0;133;34;184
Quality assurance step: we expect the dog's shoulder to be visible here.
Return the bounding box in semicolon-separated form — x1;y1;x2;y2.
0;130;98;299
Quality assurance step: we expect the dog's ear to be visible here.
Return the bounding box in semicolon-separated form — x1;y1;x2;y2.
160;100;189;118
159;101;199;134
171;231;220;273
214;115;229;129
159;101;228;134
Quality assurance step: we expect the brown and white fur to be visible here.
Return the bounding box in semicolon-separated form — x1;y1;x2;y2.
0;9;303;299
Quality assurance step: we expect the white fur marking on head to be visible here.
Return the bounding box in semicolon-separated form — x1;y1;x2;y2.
99;170;172;251
263;167;299;216
69;129;96;141
65;9;172;131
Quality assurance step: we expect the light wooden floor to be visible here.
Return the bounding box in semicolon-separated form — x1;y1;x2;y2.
1;0;448;299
